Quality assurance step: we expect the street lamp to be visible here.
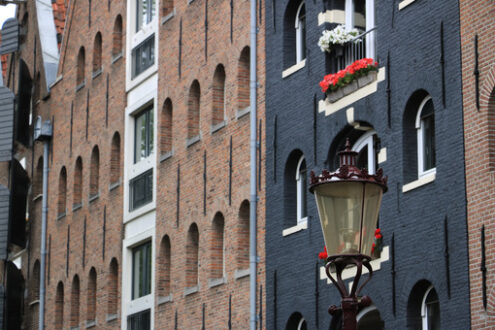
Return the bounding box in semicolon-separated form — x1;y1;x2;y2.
309;139;387;330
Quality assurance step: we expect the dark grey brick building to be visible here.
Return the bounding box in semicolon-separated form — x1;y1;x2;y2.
265;0;470;329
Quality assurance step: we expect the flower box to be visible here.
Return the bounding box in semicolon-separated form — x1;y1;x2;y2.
326;88;344;103
342;80;358;96
357;71;377;88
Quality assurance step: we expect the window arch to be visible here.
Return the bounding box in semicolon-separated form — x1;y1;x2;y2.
238;47;250;110
237;200;250;269
212;64;226;127
407;280;440;330
283;0;305;68
186;223;199;288
77;47;85;86
58;167;67;216
55;282;64;328
352;130;377;175
356;305;384;329
210;212;225;279
73;157;83;207
286;312;307;330
188;80;201;139
283;150;306;228
110;132;121;185
87;268;97;322
107;258;119;315
421;285;440;330
162;0;174;17
160;98;173;155
70;275;80;328
90;146;99;198
112;15;123;58
92;32;102;73
158;235;171;297
415;96;436;177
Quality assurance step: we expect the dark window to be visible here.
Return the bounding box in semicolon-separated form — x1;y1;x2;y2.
132;36;155;78
130;169;153;211
134;107;154;163
132;242;152;299
421;99;436;172
127;309;151;330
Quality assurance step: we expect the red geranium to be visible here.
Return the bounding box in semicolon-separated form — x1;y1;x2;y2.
319;58;378;93
318;246;328;260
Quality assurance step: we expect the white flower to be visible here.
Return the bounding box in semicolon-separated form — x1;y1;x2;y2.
318;25;361;53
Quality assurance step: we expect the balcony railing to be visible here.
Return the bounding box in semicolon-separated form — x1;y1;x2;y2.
334;27;377;73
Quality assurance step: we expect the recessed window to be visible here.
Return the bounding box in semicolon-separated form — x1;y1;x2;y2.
352;130;377;174
422;286;440;330
283;0;306;68
134;106;154;163
127;309;151;329
283;150;307;229
296;155;307;224
132;36;155;78
132;241;152;300
295;2;306;63
286;312;308;330
416;96;436;177
129;169;153;211
136;0;156;32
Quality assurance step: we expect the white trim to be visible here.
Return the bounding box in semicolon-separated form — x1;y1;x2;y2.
415;96;432;129
282;220;308;236
345;0;354;32
282;59;306;78
296;155;307;223
416;96;435;177
356;305;378;322
295;1;306;63
402;172;436;193
421;285;439;330
398;0;416;10
352;130;376;175
318;10;346;26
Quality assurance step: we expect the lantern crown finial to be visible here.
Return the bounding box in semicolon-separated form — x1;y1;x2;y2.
338;138;358;167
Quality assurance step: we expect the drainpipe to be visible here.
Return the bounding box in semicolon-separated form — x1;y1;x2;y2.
249;0;258;329
35;118;52;330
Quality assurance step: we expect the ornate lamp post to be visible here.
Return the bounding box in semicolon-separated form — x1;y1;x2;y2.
309;139;387;330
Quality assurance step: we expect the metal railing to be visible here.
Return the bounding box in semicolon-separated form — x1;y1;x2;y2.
334;27;377;72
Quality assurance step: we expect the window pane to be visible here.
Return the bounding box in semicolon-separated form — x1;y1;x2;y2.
134;107;154;163
426;289;440;330
300;160;307;219
128;309;151;330
300;6;306;60
354;0;366;30
130;169;153;211
132;242;151;299
132;36;155;78
356;144;369;171
421;100;435;171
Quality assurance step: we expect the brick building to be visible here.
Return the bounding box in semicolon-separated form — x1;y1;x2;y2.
1;0;265;329
460;0;495;328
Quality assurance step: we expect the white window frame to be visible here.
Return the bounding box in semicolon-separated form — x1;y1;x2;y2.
295;1;306;64
421;285;440;330
296;155;307;225
352;129;376;175
344;0;375;59
415;96;436;178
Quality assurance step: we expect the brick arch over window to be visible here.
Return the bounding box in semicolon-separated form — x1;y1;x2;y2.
237;200;250;269
73;157;83;207
112;15;123;57
210;212;225;279
212;64;226;126
186;223;199;287
90;146;99;197
34;156;43;197
77;47;85;86
93;32;102;73
158;235;171;296
70;275;80;328
162;0;174;17
238;47;250;110
160;98;173;155
87;268;97;322
58;167;67;216
110;132;121;185
107;258;119;315
188;80;201;139
283;149;304;228
55;281;64;329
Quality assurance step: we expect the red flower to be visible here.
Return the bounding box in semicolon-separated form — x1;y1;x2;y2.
375;228;381;235
371;242;376;254
318;246;328;260
375;233;382;239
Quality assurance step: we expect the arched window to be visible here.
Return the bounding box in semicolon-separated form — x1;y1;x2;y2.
210;213;224;280
55;282;64;328
77;47;85;86
90;146;99;198
286;312;307;330
186;223;199;288
356;305;384;329
112;15;123;58
352;130;377;175
237;200;250;269
212;65;226;127
87;268;97;322
110;132;121;185
237;47;250;110
407;281;440;330
283;0;305;68
295;2;306;64
295;155;307;224
162;0;174;17
107;258;119;315
416;96;436;177
58;167;67;216
283;150;306;229
92;32;102;74
160;99;173;155
70;275;80;328
34;157;43;197
73;157;83;207
158;236;171;297
188;80;201;140
421;286;440;330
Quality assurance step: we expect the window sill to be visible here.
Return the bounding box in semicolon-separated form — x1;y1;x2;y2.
92;68;103;80
159;150;174;163
184;285;199;296
234;268;250;280
89;193;100;203
109;180;121;192
106;314;118;322
56;212;66;221
186;134;201;148
236;106;250;120
282;220;308;237
282;59;306;79
32;194;43;202
161;9;176;25
111;52;123;64
211;121;226;134
157;294;173;305
85;320;96;328
402;172;436;193
75;80;86;92
208;277;226;288
398;0;416;10
72;203;83;212
187;0;196;4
